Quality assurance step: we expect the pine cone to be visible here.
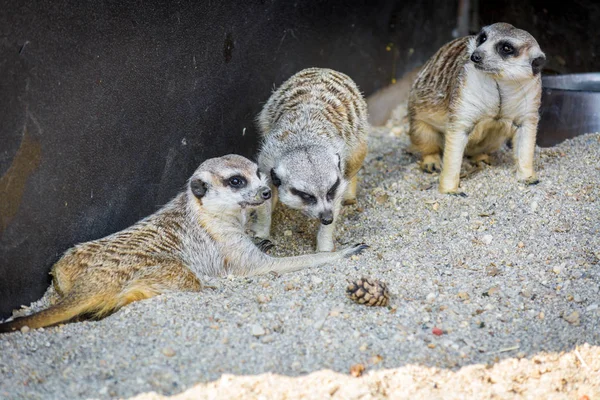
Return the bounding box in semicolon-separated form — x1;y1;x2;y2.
346;277;390;306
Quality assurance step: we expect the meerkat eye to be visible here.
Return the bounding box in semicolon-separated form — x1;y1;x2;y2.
326;178;340;201
477;32;487;46
228;175;247;188
291;188;317;204
499;42;515;55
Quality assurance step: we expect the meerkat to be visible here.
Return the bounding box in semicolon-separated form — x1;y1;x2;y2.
0;155;368;333
253;67;369;252
408;22;546;195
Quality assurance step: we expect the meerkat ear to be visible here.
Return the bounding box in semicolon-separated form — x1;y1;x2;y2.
190;178;208;198
531;55;546;75
270;168;281;187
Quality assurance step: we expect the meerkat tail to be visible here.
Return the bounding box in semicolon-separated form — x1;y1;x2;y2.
0;292;103;332
0;281;155;333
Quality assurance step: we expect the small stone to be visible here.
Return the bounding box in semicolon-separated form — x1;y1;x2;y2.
369;355;384;365
256;294;271;304
432;202;440;211
359;343;368;352
482;235;493;245
586;304;598;312
162;347;176;357
457;292;470;301
518;241;525;248
486;264;500;277
530;201;538;212
553;265;563;274
350;363;365;377
251;324;266;337
284;282;295;291
562;311;580;326
311;276;323;285
20;326;30;333
427;343;436;349
422;314;430;323
284;230;293;237
432;327;443;336
573;294;583;303
539;311;545;320
487;287;499;296
260;335;275;344
99;387;108;395
426;293;436;303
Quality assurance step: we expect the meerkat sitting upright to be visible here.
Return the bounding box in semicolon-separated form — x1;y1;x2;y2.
253;68;369;252
0;155;368;333
408;22;546;195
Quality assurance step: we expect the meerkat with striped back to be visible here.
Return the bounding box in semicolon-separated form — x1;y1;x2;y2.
254;68;368;252
408;22;546;195
0;155;368;333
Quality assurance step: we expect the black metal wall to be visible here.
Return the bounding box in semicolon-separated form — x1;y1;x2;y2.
0;0;458;317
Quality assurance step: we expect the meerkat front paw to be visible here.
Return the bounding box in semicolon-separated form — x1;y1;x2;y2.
441;188;468;197
342;243;370;258
420;154;442;174
520;176;540;186
255;238;275;253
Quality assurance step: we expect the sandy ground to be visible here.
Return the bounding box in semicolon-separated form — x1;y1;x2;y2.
1;120;599;399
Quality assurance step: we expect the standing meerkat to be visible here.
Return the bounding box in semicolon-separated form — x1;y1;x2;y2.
254;67;369;252
0;155;368;333
408;22;546;195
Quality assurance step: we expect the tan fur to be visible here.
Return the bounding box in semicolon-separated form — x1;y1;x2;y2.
1;154;368;333
408;23;545;194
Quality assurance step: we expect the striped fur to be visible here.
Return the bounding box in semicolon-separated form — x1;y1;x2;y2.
255;68;369;252
1;154;369;333
408;23;545;194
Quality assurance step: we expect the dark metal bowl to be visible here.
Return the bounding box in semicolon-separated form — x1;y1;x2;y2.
538;73;600;147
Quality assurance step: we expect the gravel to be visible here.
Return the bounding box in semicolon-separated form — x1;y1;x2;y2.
1;124;599;399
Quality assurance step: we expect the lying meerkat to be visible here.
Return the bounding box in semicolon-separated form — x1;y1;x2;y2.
408;22;546;195
254;67;369;252
0;155;368;333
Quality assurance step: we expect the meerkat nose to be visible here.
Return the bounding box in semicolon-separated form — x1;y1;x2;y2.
259;187;272;200
471;51;483;63
320;210;333;225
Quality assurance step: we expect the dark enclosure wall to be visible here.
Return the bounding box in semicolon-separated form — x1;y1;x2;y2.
1;0;599;318
0;0;457;317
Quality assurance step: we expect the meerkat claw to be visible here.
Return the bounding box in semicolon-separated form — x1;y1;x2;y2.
256;239;275;253
524;177;540;186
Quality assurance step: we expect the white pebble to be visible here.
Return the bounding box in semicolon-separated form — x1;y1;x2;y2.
482;234;493;245
530;201;538;212
251;324;266;337
284;230;293;237
586;304;598;312
426;293;436;303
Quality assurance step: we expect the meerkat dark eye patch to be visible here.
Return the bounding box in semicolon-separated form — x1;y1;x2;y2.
226;175;247;189
190;179;208;198
326;178;340;202
496;41;518;58
291;188;317;204
531;55;546;75
476;32;487;46
270;169;281;187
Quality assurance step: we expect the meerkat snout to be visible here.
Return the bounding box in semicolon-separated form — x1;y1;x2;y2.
320;210;334;225
470;50;483;64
